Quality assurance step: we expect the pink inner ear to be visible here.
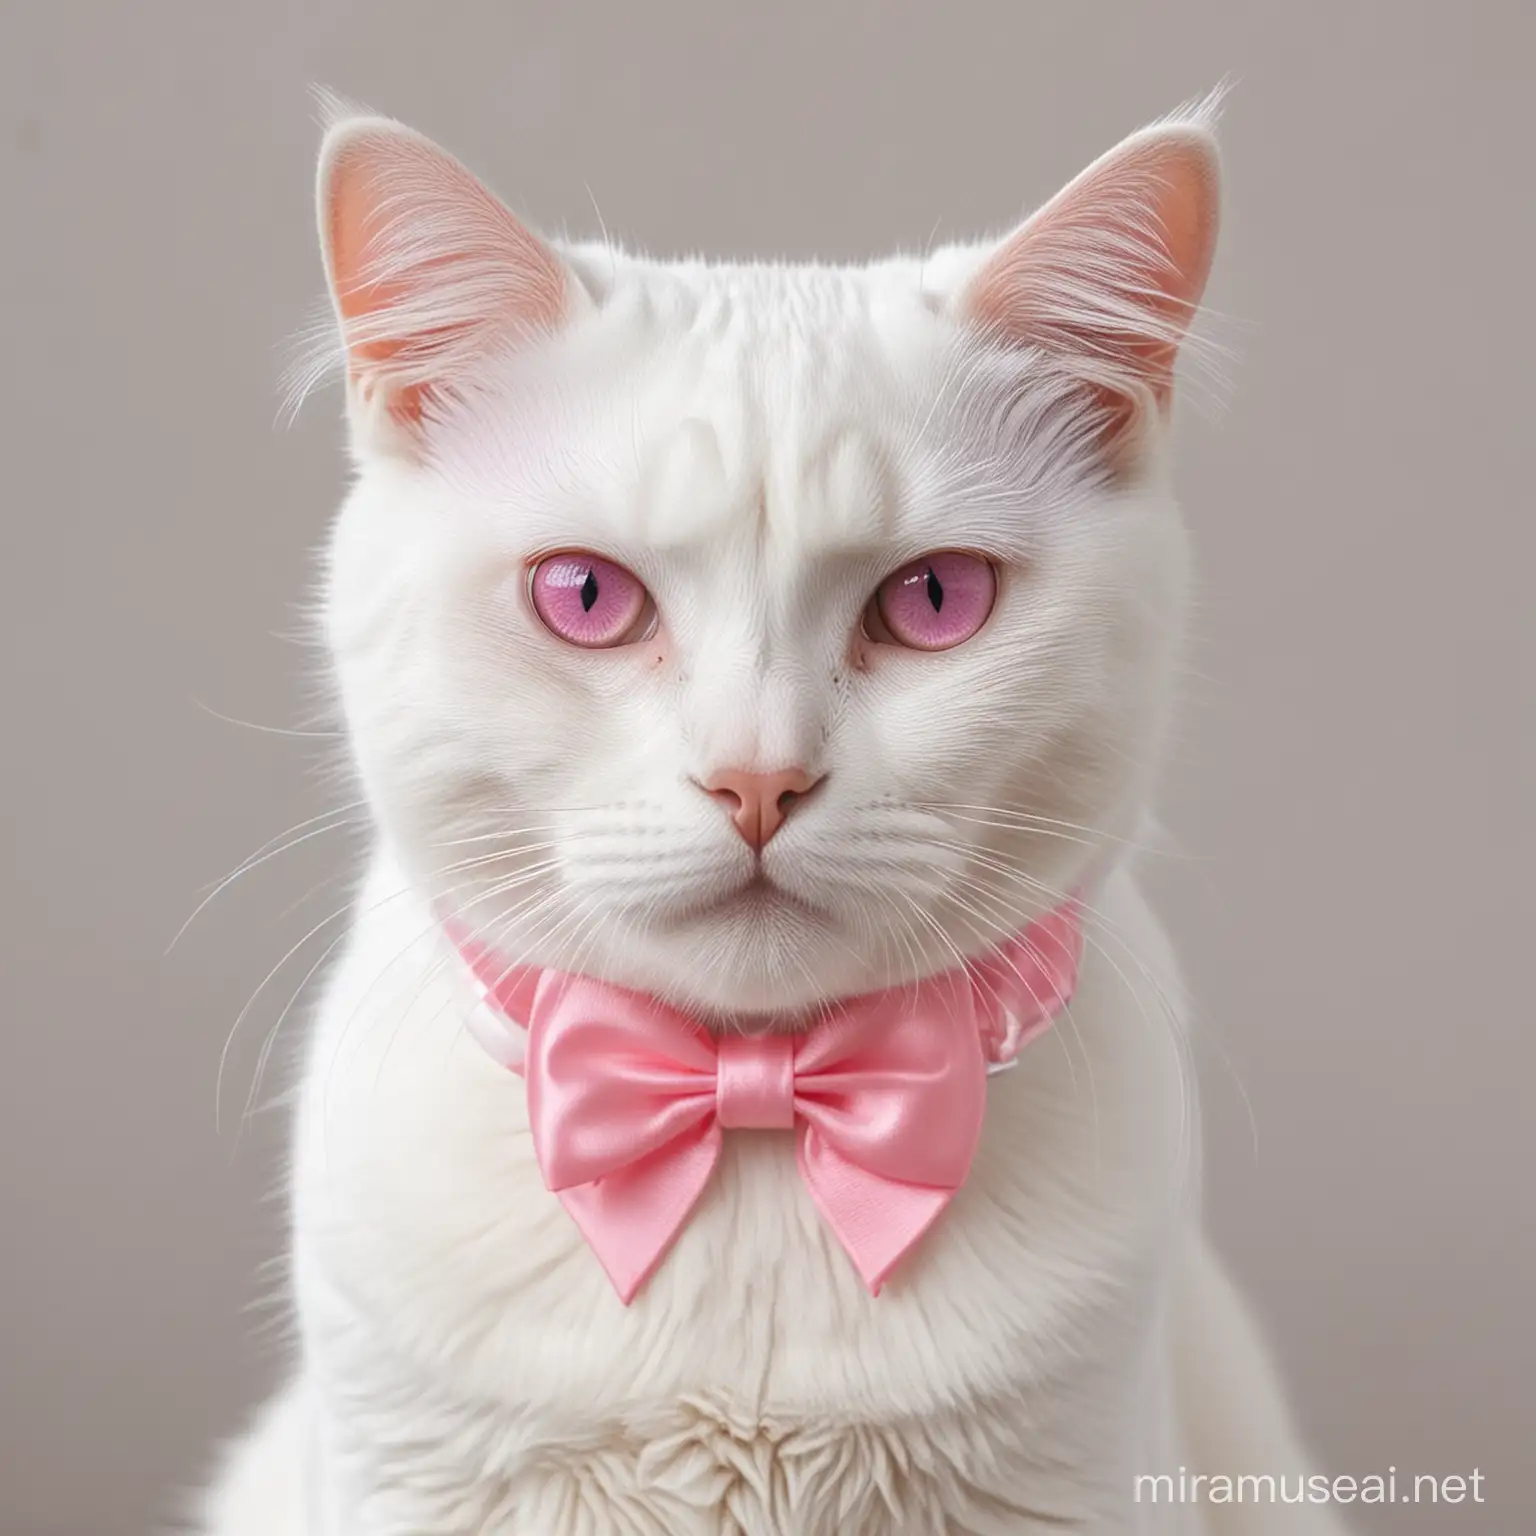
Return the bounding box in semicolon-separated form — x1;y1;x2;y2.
324;127;572;424
965;130;1219;413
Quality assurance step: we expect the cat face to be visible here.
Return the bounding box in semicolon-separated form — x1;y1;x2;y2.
312;105;1218;1016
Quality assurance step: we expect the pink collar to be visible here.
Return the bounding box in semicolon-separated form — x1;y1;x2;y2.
453;901;1082;1302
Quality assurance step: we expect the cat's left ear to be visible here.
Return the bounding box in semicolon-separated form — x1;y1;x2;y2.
315;109;590;451
952;107;1220;438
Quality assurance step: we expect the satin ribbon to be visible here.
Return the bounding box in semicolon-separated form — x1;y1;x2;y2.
455;902;1081;1302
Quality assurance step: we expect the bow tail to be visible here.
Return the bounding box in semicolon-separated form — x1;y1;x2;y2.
552;1122;721;1303
797;1131;958;1295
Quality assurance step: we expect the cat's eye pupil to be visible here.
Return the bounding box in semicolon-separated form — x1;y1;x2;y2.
925;567;944;612
579;568;599;612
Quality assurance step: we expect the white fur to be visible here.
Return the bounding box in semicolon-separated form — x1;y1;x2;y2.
200;102;1347;1534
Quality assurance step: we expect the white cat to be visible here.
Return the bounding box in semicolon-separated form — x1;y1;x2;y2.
199;94;1349;1535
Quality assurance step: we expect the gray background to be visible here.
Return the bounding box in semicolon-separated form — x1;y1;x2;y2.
2;2;1530;1532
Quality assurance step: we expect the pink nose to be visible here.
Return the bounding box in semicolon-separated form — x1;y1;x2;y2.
703;767;822;851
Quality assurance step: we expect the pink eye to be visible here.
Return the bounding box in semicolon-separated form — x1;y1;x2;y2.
867;551;996;651
529;552;655;649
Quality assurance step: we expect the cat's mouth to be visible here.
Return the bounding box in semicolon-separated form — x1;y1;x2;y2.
669;870;823;927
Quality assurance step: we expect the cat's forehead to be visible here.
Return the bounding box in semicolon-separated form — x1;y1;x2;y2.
566;245;945;340
438;251;1025;563
561;253;960;554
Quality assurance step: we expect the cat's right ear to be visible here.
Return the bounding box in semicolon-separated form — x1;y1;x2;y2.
314;110;588;452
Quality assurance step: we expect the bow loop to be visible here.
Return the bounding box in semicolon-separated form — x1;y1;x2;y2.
525;973;717;1191
789;974;988;1190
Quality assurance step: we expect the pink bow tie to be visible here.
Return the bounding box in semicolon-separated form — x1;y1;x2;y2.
456;903;1081;1302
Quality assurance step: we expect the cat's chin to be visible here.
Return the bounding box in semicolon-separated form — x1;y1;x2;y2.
579;882;878;1020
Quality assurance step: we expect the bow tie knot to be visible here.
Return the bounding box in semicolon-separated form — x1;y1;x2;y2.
715;1033;797;1130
